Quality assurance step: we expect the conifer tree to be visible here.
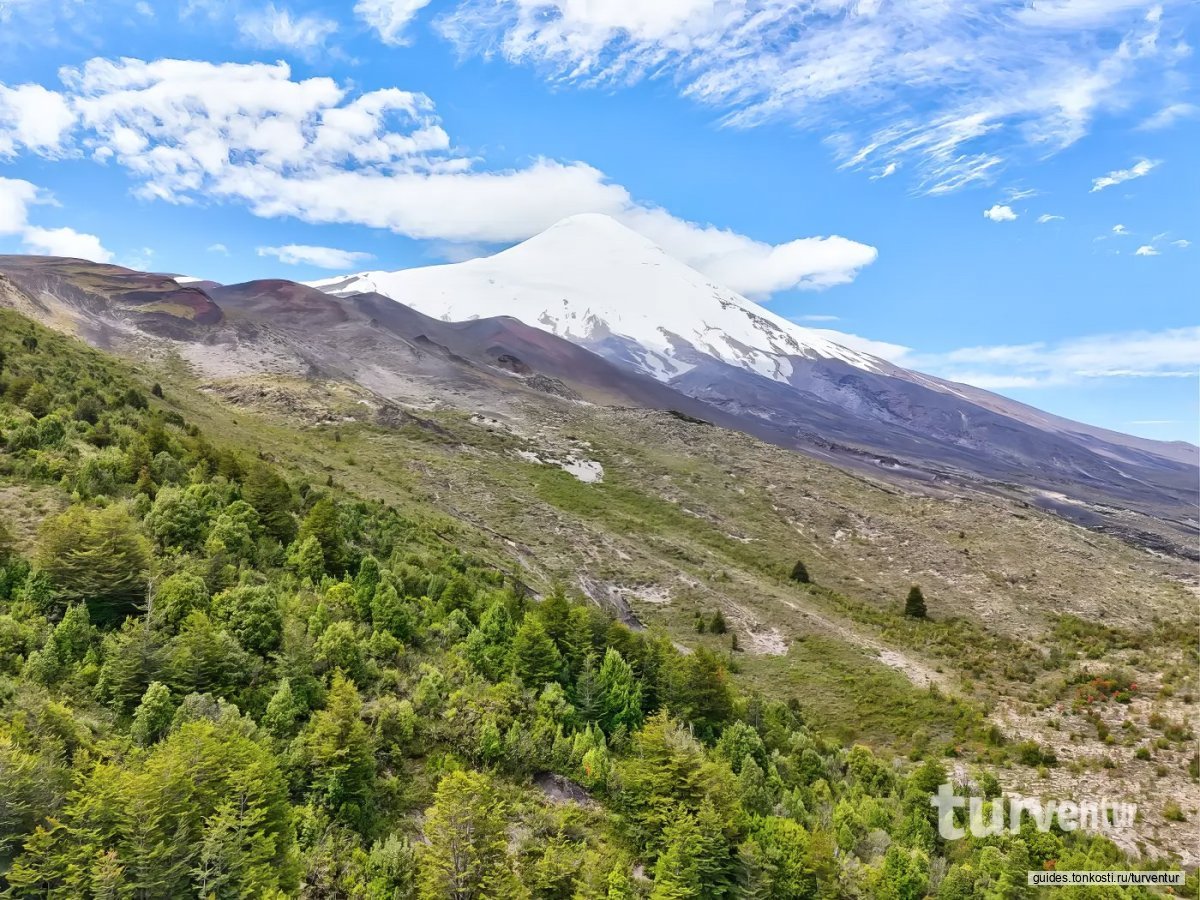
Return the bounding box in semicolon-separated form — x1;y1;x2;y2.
789;560;811;584
512;617;562;688
417;771;518;900
904;585;928;619
597;647;643;735
131;681;175;746
241;463;296;544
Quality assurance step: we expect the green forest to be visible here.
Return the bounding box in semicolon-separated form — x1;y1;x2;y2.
0;310;1189;897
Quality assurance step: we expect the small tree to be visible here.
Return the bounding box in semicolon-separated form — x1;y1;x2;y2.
131;682;175;746
709;610;728;635
904;585;927;619
789;561;810;584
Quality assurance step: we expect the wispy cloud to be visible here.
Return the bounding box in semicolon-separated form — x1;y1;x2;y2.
207;243;229;254
1172;238;1190;248
1090;157;1159;192
797;314;840;323
869;162;898;181
1037;213;1064;223
1112;223;1129;235
984;204;1017;222
1134;244;1159;256
909;326;1200;389
238;3;337;55
258;244;374;269
355;0;433;46
439;1;1182;194
1137;102;1198;130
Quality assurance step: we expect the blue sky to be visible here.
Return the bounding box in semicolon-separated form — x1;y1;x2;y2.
0;0;1196;441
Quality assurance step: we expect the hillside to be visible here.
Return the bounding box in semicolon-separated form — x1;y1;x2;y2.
0;256;1196;889
308;215;1198;558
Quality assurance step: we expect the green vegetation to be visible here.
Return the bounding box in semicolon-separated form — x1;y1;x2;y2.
903;586;927;620
0;310;1186;896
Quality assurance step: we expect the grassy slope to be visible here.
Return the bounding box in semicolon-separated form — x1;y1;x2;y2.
3;309;1195;859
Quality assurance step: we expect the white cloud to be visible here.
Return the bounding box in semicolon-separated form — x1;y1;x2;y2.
355;0;433;45
1112;223;1129;234
1037;213;1064;223
258;244;374;269
439;0;1181;194
5;57;875;296
617;206;877;295
239;4;338;54
1134;244;1158;255
1136;101;1198;130
1090;157;1159;192
797;314;840;322
0;84;76;156
869;162;897;181
135;1;154;17
0;176;40;234
983;204;1017;222
910;326;1200;389
1172;239;1190;248
207;242;229;254
1006;187;1038;200
22;225;113;262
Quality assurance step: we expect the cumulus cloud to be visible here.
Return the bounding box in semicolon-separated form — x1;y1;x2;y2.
355;0;433;45
909;326;1200;388
439;0;1181;194
0;84;76;156
207;242;229;254
0;56;876;296
258;244;374;269
1134;244;1158;255
983;204;1017;222
0;176;40;234
1037;214;1064;223
238;4;338;54
1112;223;1129;235
1090;158;1159;192
22;225;113;262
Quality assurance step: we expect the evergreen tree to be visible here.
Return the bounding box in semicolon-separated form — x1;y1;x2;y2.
512;617;562;688
262;678;307;738
789;560;811;584
573;652;603;724
287;535;326;582
241;463;296;544
597;647;643;735
35;505;151;623
130;681;175;746
417;770;519;900
650;812;702;899
294;671;376;831
299;497;348;575
904;585;928;619
211;585;282;655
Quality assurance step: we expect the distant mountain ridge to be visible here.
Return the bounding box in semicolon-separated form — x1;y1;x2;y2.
0;245;1194;558
308;215;1197;552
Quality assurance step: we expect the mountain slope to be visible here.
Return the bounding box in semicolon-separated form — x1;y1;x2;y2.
310;213;887;381
311;215;1197;555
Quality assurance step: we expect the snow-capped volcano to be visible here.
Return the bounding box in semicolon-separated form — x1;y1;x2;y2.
309;213;885;384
